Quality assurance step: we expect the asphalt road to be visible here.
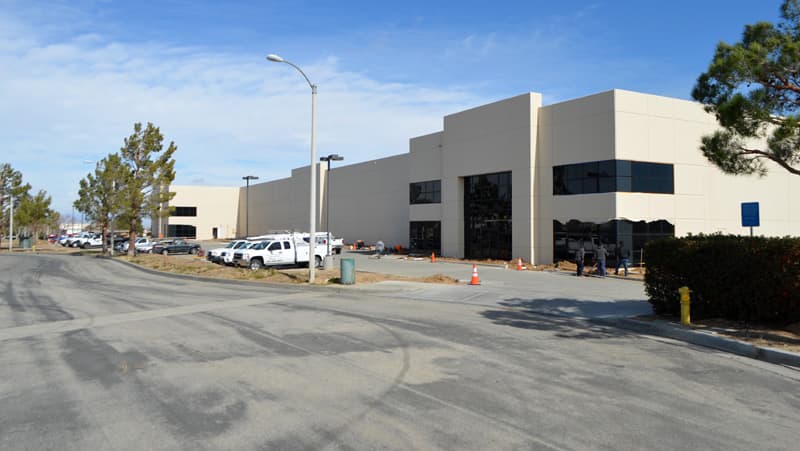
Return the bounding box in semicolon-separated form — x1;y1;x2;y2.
1;254;798;450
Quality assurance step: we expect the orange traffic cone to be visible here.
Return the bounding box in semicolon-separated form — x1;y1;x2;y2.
431;252;436;263
469;264;481;285
516;258;525;270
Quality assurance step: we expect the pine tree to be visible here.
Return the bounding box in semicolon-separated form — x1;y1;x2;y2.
0;163;31;239
693;0;800;176
116;123;177;256
15;190;57;242
75;154;129;254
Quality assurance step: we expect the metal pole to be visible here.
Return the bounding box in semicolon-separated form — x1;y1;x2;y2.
326;159;331;257
110;181;115;257
246;178;250;238
266;54;317;282
309;84;317;283
9;196;13;252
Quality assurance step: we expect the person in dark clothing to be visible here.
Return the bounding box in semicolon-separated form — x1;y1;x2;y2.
595;244;608;277
615;241;631;276
576;245;585;277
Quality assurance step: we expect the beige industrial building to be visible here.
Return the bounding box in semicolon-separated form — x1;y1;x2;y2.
163;89;800;265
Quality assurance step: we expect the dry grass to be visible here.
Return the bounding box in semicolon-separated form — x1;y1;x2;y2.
120;254;460;286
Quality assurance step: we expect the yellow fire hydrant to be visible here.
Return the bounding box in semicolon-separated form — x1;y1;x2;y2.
678;286;691;325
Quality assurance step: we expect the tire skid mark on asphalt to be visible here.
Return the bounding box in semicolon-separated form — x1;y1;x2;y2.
0;292;317;342
202;307;415;450
210;300;562;450
278;301;800;443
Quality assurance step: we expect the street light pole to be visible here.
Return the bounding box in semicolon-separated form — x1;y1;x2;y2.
242;175;259;238
320;154;343;257
8;196;12;252
267;53;319;283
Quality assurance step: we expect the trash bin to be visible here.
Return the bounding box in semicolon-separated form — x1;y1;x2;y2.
340;258;355;285
19;233;32;249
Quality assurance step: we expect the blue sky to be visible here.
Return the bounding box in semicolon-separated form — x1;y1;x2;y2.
0;0;784;218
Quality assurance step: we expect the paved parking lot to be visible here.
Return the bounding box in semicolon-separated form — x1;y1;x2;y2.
1;254;798;450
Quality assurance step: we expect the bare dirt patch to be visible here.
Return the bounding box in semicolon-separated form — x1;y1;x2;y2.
120;254;460;286
637;315;800;353
692;318;800;353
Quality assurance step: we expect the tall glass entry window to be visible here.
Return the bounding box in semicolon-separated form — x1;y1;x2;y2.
464;171;512;260
409;221;441;253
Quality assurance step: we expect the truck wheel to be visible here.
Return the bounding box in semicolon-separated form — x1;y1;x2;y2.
249;259;263;270
315;255;322;268
162;249;169;256
190;248;198;255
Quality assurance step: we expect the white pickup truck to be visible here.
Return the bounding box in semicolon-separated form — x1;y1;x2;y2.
233;234;326;270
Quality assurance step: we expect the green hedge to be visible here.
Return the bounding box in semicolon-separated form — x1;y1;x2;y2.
644;235;800;323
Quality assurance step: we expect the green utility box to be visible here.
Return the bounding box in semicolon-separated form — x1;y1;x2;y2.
340;258;356;285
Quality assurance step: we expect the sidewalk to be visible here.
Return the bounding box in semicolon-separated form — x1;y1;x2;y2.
337;250;800;369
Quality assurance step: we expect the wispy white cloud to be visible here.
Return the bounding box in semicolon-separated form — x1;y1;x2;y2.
0;8;485;214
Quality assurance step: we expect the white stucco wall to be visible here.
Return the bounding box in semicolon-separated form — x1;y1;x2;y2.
167;185;240;240
536;91;618;263
326;154;409;246
613;89;799;237
438;93;541;260
233;156;409;247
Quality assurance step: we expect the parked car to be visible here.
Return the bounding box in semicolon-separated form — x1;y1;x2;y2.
122;237;149;253
81;235;104;249
151;239;201;255
207;240;249;263
137;239;157;253
69;232;95;248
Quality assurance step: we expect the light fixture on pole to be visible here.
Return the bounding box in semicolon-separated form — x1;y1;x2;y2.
319;154;343;257
267;53;319;283
242;175;259;238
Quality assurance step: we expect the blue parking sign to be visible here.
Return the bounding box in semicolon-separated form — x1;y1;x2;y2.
741;202;760;227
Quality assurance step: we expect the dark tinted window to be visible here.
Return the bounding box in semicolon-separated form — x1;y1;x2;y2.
172;206;197;216
166;224;196;238
409;221;441;252
410;180;441;204
553;160;673;195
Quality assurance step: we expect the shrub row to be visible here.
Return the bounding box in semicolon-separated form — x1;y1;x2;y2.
644;235;800;323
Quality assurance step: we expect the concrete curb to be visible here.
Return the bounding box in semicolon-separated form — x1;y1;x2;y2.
594;317;800;369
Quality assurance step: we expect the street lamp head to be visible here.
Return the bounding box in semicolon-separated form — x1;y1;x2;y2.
266;54;284;63
321;154;344;162
242;175;259;181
